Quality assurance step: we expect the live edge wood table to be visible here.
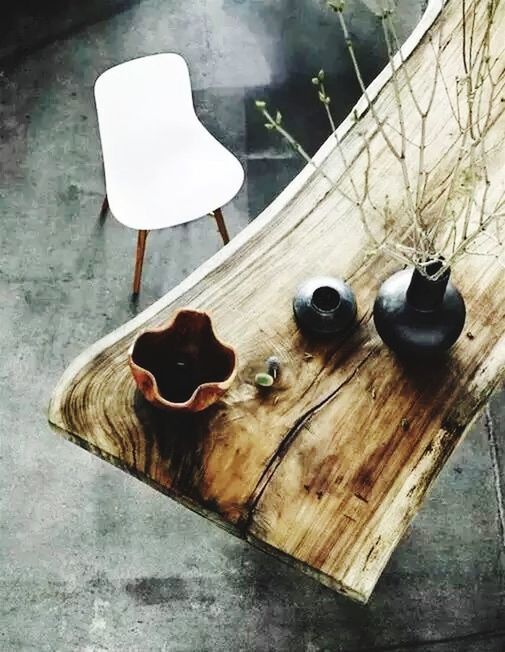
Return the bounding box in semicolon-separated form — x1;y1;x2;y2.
49;0;505;603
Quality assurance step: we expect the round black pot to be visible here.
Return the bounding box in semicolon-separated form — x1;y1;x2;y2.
293;276;357;336
373;263;466;357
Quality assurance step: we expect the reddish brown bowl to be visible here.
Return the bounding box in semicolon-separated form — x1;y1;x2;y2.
128;309;237;412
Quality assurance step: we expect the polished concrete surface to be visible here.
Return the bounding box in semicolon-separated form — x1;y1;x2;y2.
1;1;504;650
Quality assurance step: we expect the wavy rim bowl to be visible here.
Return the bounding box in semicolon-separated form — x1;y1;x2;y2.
128;309;237;412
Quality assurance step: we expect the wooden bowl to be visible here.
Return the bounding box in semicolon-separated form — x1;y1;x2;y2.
128;309;237;412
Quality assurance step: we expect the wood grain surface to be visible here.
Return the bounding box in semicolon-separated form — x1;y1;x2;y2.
49;0;505;603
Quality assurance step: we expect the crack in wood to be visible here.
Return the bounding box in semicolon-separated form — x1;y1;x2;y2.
241;347;377;533
363;536;382;571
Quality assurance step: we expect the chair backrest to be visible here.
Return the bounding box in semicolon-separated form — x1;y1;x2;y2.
94;53;197;176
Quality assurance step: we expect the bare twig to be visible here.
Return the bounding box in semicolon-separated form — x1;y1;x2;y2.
255;0;505;280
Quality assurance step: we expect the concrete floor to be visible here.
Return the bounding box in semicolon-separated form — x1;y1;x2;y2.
1;1;504;650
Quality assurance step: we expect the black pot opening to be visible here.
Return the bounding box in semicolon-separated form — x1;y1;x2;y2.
311;286;341;312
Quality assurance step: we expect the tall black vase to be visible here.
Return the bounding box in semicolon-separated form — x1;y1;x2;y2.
373;263;466;357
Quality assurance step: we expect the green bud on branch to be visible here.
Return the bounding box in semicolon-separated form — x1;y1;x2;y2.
327;0;345;13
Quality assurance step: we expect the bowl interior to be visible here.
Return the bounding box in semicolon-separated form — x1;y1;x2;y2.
131;312;235;404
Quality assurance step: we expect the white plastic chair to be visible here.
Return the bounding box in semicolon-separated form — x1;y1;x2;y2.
94;53;245;294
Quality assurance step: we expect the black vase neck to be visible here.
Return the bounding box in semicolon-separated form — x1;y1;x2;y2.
406;266;450;311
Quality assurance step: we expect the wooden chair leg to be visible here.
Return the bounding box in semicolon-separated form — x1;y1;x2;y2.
212;207;230;245
132;230;149;295
99;194;109;220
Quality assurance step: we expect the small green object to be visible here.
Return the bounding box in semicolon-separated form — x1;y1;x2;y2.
311;77;319;86
318;69;325;81
255;372;274;388
328;0;345;12
255;100;266;108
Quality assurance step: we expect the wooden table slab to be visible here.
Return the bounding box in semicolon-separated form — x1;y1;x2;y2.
49;0;505;603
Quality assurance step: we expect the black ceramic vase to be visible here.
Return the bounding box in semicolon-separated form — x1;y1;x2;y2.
293;276;357;336
373;262;466;357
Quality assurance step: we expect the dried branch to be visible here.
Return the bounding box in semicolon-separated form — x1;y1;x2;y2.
255;0;505;280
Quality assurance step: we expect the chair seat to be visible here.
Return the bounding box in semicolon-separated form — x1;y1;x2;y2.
95;54;244;231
